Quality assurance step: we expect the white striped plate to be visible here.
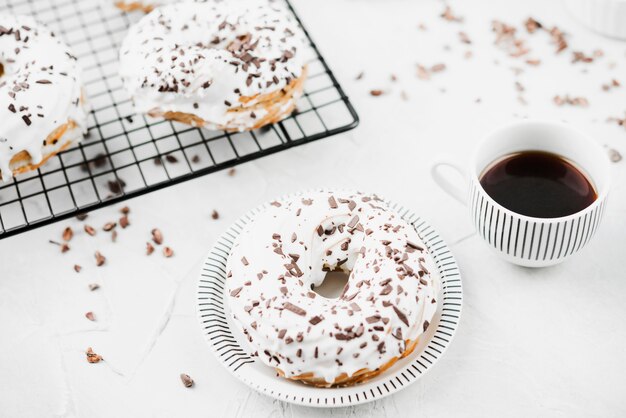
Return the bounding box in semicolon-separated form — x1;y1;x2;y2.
196;195;463;407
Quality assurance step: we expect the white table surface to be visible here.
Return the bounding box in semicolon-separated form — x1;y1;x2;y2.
1;0;626;417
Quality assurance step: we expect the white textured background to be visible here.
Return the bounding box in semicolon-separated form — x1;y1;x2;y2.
1;0;626;417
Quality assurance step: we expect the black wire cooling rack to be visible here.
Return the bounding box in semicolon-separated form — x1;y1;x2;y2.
0;0;358;240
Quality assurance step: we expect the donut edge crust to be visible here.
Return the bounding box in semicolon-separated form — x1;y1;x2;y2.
147;66;307;132
275;337;421;388
114;1;156;13
0;120;79;181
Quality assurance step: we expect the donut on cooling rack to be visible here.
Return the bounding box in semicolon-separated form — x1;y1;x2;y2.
0;15;88;182
119;0;307;132
226;191;440;387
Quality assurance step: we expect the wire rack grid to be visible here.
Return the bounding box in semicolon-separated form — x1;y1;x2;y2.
0;0;359;240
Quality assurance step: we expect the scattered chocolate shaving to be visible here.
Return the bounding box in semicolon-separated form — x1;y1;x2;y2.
492;20;529;57
180;373;194;388
89;283;100;291
369;89;384;97
151;228;163;245
607;113;626;130
602;79;620;91
458;31;471;44
95;251;106;266
119;216;129;228
76;213;88;221
431;63;446;73
146;242;155;255
86;347;102;363
211;210;219;220
417;62;447;80
107;179;126;195
441;5;463;22
74;264;81;273
553;95;588;107
84;225;96;236
163;246;174;257
423;320;430;332
103;222;116;232
416;65;430;80
62;227;73;242
549;27;568;54
524;17;542;33
120;206;130;215
227;168;236;176
572;51;594;64
85;311;95;321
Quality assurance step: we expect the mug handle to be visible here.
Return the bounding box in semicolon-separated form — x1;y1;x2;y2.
431;158;468;206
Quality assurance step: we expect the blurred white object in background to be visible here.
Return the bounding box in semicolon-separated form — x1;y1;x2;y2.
564;0;626;40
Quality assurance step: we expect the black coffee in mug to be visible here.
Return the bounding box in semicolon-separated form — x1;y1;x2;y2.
479;151;597;218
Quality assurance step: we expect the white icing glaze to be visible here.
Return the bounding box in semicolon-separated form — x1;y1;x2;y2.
119;0;307;131
0;15;87;181
227;191;441;384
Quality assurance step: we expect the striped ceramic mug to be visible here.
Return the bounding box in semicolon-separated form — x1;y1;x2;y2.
431;120;611;267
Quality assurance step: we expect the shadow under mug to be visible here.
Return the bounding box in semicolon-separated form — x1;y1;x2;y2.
431;120;611;267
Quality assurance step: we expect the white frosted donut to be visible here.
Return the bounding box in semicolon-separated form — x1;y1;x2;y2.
0;15;88;181
226;191;440;387
119;0;307;131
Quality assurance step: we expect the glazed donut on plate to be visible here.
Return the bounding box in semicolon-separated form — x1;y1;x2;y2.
226;191;440;387
0;15;88;182
119;0;307;132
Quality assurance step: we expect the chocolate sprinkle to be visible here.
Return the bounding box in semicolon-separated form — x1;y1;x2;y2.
283;302;306;316
392;305;409;327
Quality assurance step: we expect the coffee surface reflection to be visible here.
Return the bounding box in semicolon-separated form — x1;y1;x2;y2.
480;151;597;218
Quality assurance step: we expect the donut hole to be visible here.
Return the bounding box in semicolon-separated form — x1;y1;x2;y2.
311;269;350;299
